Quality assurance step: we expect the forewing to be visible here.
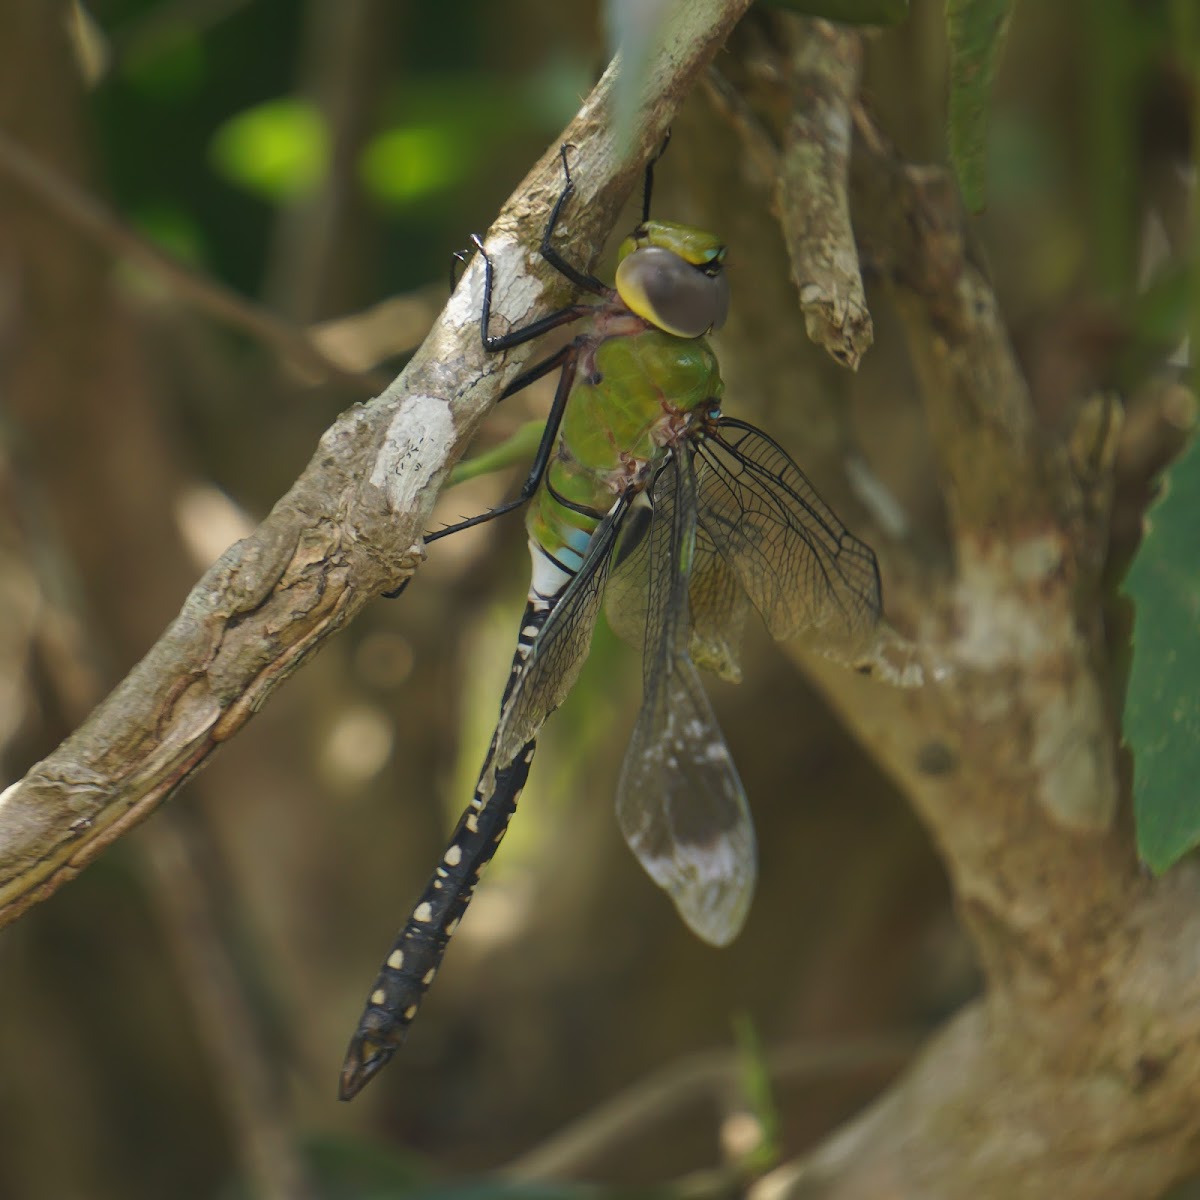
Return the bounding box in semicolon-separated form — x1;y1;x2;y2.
606;460;748;682
696;419;881;648
688;514;750;683
603;496;653;653
494;500;625;765
615;451;756;946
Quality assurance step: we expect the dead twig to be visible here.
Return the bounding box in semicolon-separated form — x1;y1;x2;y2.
0;126;386;393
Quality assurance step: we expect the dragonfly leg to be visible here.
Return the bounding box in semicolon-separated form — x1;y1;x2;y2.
536;144;607;295
380;342;580;596
422;342;580;545
448;245;469;292
640;130;672;224
470;144;612;354
473;231;591;353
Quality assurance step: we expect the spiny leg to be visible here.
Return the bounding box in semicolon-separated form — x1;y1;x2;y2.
424;342;580;544
471;144;607;354
388;145;600;567
418;143;606;539
536;143;607;295
381;342;581;597
640;130;672;224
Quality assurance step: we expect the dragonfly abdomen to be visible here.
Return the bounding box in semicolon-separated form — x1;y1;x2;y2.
339;601;551;1100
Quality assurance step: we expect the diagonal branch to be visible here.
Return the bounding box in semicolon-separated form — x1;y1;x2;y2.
0;0;757;929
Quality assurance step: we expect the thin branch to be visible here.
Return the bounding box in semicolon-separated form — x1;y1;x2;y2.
0;0;757;928
145;811;316;1200
504;1036;915;1183
0;126;386;393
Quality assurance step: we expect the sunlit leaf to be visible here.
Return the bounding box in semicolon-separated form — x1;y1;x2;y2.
209;97;327;200
1125;434;1200;873
756;0;908;23
945;0;1014;211
359;124;467;207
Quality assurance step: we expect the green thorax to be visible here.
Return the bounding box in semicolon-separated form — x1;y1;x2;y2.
526;328;723;561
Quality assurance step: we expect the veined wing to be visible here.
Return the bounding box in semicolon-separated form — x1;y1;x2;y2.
696;418;882;648
493;498;628;766
606;467;751;683
615;451;756;947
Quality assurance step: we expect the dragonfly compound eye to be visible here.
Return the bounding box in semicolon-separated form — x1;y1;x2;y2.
615;246;730;339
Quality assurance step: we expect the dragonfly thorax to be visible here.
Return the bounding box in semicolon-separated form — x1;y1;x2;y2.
525;326;723;580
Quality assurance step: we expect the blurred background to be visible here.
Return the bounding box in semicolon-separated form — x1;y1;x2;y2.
0;1;1190;1197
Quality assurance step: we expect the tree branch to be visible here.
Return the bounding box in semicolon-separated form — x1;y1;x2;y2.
697;57;1200;1200
0;0;757;928
0;126;386;393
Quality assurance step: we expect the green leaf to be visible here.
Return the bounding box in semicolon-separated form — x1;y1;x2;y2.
1125;434;1200;873
945;0;1014;212
756;0;909;24
449;421;546;487
209;97;327;201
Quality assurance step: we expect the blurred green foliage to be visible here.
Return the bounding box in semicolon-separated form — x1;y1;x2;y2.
945;0;1013;211
210;96;328;199
95;0;589;301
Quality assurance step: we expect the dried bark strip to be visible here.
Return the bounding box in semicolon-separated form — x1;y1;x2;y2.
776;17;873;370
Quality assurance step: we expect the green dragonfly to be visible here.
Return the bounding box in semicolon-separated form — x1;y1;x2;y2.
339;146;882;1100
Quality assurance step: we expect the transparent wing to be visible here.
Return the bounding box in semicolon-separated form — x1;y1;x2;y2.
603;496;653;651
494;500;626;765
615;451;756;946
695;418;882;649
606;466;750;683
688;514;751;683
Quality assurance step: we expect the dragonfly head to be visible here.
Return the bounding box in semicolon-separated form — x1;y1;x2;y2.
615;220;729;339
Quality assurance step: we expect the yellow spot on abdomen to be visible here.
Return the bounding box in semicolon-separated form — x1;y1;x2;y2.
414;902;433;922
370;988;386;1006
387;949;404;970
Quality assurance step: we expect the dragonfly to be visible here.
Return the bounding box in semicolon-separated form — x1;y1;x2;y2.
339;144;882;1100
